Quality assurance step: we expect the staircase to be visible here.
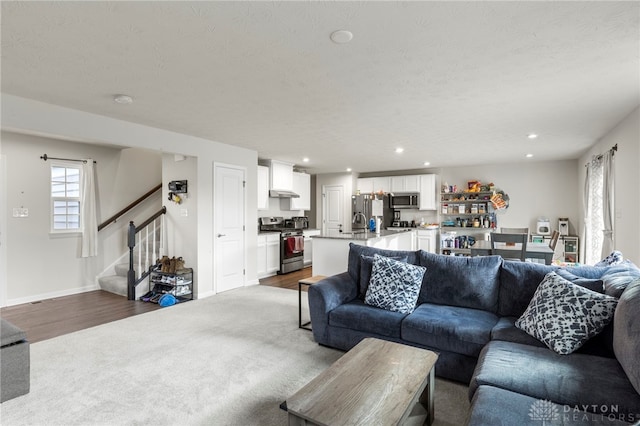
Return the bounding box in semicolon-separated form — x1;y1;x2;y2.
96;186;166;300
98;263;149;299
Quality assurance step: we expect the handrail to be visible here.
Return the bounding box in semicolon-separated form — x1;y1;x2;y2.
127;206;167;300
134;206;167;233
98;183;162;231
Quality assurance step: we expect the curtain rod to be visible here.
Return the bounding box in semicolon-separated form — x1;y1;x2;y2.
40;154;96;164
585;144;617;167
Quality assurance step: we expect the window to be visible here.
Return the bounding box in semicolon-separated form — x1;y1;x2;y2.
51;164;81;232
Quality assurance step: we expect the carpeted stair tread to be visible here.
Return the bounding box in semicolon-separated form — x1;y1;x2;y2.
114;263;129;277
98;275;148;299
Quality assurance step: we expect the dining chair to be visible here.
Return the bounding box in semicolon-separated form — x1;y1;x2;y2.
491;232;527;261
548;230;560;251
500;227;529;235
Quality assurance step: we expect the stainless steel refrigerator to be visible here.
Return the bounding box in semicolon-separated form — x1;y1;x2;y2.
351;194;392;230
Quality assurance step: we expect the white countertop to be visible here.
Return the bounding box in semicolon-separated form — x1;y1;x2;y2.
313;229;414;240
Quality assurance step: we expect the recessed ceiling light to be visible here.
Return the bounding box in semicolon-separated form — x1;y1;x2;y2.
395;148;404;154
302;157;309;163
113;94;133;104
423;161;431;166
526;153;534;158
346;168;352;172
527;133;538;139
330;30;353;44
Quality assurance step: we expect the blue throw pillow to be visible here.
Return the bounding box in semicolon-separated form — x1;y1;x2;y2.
358;254;409;299
555;269;604;293
515;272;618;355
364;254;426;314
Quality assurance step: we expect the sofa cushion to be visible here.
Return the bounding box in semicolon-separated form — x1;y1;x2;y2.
498;260;558;317
601;263;640;298
470;340;640;417
490;317;546;348
329;299;406;338
364;254;425;314
418;252;502;313
613;278;640;395
468;385;632;426
347;243;418;292
359;254;409;299
515;272;618;355
555;268;604;293
402;303;499;357
492;316;615;358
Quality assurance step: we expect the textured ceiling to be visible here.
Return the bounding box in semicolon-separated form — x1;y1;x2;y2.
1;1;639;174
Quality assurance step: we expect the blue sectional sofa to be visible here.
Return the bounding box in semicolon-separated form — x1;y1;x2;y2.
308;243;640;425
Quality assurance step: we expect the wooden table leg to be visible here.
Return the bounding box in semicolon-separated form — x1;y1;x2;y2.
418;367;435;426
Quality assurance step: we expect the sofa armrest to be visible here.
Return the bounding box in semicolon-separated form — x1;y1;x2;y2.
308;272;357;345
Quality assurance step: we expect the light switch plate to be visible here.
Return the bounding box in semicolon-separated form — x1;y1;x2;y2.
13;208;29;218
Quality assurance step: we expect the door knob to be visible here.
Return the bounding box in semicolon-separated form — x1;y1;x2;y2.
217;233;226;238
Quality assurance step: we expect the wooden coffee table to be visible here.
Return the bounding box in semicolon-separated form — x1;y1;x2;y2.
286;338;439;425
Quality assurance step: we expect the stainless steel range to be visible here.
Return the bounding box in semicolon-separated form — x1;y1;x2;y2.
259;217;305;274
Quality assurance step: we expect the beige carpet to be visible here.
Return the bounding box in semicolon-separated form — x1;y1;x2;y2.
0;285;470;425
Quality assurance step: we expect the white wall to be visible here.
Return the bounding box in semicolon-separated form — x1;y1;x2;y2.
162;154;199;293
346;162;578;234
258;196;305;220
1;131;161;304
1;94;259;302
578;107;640;265
440;160;579;235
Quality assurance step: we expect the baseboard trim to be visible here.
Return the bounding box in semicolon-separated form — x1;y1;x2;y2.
6;284;101;307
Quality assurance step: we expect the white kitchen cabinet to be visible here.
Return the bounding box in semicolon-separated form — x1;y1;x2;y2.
257;233;280;278
290;172;311;211
266;235;280;274
417;230;437;253
303;229;321;266
270;160;294;191
391;175;420;193
357;177;391;194
356;178;374;194
257;165;269;210
372;177;391;194
257;235;267;277
419;174;437;210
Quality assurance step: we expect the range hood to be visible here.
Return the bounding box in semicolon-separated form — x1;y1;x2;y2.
269;189;300;198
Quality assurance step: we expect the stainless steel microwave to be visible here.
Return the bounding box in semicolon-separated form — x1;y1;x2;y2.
390;193;419;209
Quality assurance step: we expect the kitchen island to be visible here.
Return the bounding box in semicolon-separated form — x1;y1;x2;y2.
311;229;415;276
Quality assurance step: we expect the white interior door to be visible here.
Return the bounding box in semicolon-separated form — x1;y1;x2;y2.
322;185;344;234
214;164;245;293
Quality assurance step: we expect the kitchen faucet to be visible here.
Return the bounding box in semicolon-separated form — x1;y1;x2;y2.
353;212;367;225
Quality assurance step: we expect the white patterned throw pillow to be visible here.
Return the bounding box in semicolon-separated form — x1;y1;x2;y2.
594;250;624;267
515;272;618;355
364;254;426;314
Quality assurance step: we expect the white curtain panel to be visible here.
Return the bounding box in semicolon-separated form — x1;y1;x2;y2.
81;159;98;257
584;156;604;265
601;150;615;258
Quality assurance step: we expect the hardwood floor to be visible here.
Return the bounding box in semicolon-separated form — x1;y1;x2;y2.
0;267;313;344
0;291;162;344
259;266;313;290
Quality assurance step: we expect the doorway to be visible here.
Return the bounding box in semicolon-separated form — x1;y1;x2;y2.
322;184;344;234
214;163;246;293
